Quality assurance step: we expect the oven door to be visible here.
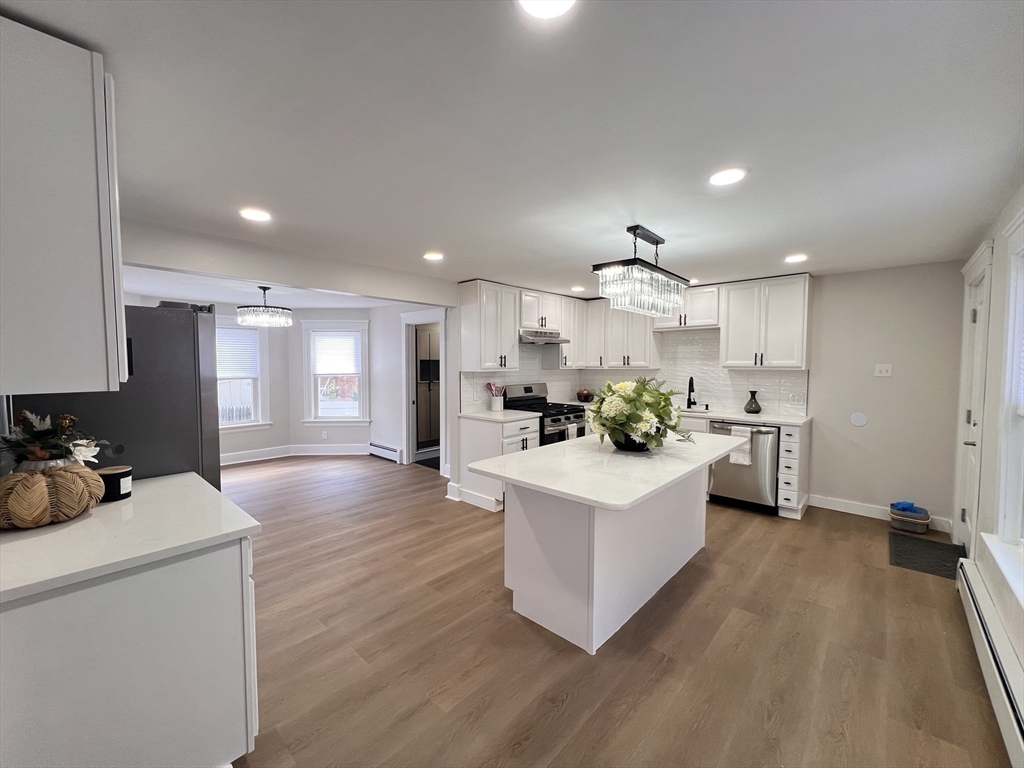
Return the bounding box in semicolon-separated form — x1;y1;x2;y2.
541;424;569;446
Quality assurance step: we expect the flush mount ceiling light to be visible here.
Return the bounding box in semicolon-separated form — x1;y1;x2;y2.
239;207;272;222
236;286;292;327
592;225;689;318
570;285;585;292
518;0;576;19
423;251;444;261
785;253;808;263
708;168;747;186
690;278;700;284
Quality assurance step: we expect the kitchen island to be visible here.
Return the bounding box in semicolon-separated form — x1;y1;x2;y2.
468;431;745;654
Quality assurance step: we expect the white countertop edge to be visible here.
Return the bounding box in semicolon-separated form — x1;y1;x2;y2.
459;409;539;423
675;411;812;426
0;527;259;604
469;436;745;511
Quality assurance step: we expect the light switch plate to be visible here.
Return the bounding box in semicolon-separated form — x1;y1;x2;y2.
874;364;892;377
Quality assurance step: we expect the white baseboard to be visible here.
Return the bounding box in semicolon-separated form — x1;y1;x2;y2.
445;482;461;502
222;443;369;466
457;486;503;512
808;494;952;533
442;463;451;479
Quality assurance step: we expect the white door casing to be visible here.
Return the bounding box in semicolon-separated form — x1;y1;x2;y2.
953;241;994;552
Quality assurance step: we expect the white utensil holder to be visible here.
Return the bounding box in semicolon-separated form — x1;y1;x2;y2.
489;396;503;412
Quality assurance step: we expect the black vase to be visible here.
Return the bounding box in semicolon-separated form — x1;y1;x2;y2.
744;390;762;414
611;436;649;452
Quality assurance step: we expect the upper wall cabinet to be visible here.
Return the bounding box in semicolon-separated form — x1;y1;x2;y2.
541;296;588;370
520;290;562;331
596;301;654;369
653;285;719;331
719;275;810;369
0;17;127;394
459;281;519;371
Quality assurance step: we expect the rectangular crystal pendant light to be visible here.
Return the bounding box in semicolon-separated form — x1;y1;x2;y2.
592;225;689;317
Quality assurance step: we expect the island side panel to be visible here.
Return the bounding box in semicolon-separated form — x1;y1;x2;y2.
504;483;595;652
591;468;708;652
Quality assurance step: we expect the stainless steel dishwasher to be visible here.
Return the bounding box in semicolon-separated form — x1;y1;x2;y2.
708;422;780;514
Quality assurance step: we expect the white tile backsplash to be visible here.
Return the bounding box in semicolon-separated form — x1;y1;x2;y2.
461;330;807;416
578;329;808;417
461;345;581;411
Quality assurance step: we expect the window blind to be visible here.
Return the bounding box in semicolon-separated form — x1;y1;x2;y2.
216;327;260;379
313;331;361;375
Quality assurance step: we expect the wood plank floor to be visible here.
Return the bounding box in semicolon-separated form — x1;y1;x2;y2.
228;456;1010;768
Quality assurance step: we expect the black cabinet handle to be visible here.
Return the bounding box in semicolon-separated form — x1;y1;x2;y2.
784;449;793;453
683;313;687;326
627;355;630;366
519;425;530;430
600;355;603;366
564;355;567;366
760;353;764;366
521;437;526;450
754;354;757;365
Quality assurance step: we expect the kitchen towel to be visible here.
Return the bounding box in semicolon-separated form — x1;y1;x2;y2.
729;426;752;465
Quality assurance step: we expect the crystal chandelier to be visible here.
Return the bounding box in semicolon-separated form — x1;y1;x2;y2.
236;286;293;327
592;225;689;317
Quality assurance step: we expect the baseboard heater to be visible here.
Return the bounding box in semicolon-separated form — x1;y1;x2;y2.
368;443;402;463
957;560;1024;767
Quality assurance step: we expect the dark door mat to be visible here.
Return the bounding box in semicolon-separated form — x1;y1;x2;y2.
889;532;966;579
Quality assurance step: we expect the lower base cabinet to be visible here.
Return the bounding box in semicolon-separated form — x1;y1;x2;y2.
0;537;258;768
458;414;539;511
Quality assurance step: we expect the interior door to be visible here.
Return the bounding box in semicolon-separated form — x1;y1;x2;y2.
760;276;808;368
953;251;993;552
720;282;761;368
584;300;608;367
499;285;520;370
606;307;629;367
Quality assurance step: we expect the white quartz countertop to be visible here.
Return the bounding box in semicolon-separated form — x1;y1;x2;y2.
468;432;746;511
0;472;260;604
459;409;539;423
675;410;813;427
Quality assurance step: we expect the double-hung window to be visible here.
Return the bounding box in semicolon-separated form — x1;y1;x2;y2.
216;326;266;427
304;321;369;423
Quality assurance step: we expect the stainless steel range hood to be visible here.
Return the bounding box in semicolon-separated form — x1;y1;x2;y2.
519;328;570;345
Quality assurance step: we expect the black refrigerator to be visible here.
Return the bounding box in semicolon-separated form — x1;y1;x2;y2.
13;304;221;489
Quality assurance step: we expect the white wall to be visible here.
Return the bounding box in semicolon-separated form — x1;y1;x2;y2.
806;261;965;522
368;303;427;453
121;219;457;308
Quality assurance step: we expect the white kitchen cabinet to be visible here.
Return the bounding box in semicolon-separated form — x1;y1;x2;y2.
584;299;608;368
520;290;561;331
458;412;539;511
719;282;762;368
719;275;809;370
606;305;653;368
0;17;127;395
459;280;519;371
606;306;629;368
684;285;719;327
652;304;685;330
541;296;588;370
0;474;260;767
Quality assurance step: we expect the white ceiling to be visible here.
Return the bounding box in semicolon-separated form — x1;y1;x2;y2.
3;0;1022;296
122;265;398;309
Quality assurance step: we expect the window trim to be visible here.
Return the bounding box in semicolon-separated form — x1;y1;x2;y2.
215;316;272;430
998;211;1024;545
302;319;370;423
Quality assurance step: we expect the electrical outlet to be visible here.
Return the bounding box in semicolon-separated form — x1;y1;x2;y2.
788;392;805;405
874;364;892;377
472;388;480;402
321;431;328;440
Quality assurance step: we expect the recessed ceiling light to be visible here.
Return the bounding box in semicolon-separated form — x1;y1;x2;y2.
570;285;585;292
423;252;444;261
785;253;808;263
239;207;272;222
689;279;700;285
708;168;747;186
518;0;576;19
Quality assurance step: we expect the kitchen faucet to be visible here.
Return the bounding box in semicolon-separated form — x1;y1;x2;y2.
686;376;697;409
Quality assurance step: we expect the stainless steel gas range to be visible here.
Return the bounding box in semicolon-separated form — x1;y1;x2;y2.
503;383;586;445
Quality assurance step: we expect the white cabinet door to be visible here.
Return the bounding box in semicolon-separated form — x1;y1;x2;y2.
653;306;685;330
584;300;608;368
498;285;520;370
626;313;652;367
0;18;125;394
606;308;629;368
559;296;576;367
571;299;588;367
719;282;761;368
540;293;561;331
520;290;542;330
502;432;538;454
760;275;807;368
684;286;719;327
478;282;503;370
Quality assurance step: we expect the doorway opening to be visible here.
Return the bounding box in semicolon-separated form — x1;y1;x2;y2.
413;322;441;468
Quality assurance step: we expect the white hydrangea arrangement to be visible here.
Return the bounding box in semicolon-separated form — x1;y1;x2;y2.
588;377;694;450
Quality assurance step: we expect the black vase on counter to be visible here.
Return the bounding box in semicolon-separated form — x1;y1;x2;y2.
743;390;762;414
611;436;649;453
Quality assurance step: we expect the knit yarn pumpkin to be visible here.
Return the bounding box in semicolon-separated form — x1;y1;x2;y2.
0;465;104;529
